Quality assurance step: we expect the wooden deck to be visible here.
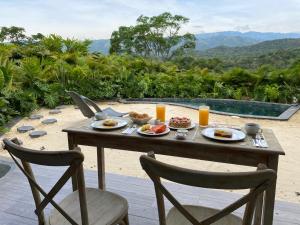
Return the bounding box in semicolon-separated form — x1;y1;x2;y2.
0;158;299;225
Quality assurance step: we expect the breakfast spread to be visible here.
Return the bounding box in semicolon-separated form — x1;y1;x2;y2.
103;119;118;127
169;117;191;128
214;129;233;138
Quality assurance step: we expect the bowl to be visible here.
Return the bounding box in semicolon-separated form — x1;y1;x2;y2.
95;112;108;120
130;116;152;125
175;129;188;140
244;123;260;136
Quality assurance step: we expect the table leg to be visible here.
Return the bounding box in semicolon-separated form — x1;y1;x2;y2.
97;147;106;190
68;134;78;192
263;155;279;225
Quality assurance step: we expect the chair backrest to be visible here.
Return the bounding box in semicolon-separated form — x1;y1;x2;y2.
66;91;102;118
3;138;89;225
140;153;277;225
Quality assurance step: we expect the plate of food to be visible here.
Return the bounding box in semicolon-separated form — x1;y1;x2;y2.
201;127;246;142
91;118;128;130
137;124;170;136
129;112;152;125
168;117;195;130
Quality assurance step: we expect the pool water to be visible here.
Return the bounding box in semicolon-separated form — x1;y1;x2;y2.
178;100;289;117
124;98;299;120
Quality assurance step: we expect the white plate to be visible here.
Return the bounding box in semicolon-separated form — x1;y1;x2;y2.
137;127;170;136
91;118;128;130
168;121;196;130
202;127;246;142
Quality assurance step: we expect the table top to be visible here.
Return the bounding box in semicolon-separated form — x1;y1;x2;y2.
63;118;285;156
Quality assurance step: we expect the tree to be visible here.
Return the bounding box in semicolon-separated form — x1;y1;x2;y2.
63;38;91;55
41;34;64;53
0;26;27;44
109;12;196;60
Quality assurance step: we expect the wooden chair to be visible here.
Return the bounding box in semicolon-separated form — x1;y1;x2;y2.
140;153;277;225
66;91;128;118
3;138;129;225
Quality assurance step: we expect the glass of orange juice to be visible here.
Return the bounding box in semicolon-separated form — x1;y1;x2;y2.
199;105;209;127
156;104;166;122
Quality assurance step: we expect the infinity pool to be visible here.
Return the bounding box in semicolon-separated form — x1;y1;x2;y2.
123;98;299;120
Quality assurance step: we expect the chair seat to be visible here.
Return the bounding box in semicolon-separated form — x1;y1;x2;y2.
166;205;242;225
49;188;128;225
103;107;128;117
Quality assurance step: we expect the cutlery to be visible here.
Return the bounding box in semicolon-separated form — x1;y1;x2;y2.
258;130;269;148
255;134;263;148
252;132;268;148
252;137;260;147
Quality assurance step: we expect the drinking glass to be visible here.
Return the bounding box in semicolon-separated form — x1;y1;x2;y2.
199;105;209;127
156;104;166;122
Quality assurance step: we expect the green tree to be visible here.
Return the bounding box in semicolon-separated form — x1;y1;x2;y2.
110;12;196;60
41;34;63;53
0;26;27;44
63;38;91;55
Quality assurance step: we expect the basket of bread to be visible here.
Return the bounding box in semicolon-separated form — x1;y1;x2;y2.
129;112;152;125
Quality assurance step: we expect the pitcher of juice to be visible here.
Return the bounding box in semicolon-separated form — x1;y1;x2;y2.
156;104;166;122
199;105;209;127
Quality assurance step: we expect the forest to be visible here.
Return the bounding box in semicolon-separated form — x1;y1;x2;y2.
0;13;300;131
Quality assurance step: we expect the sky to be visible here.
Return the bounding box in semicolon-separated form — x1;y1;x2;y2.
0;0;300;39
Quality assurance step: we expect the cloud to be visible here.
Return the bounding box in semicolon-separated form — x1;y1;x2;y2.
235;25;251;32
0;0;299;39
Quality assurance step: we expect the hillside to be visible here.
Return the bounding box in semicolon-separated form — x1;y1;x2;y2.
88;31;300;53
199;38;300;59
89;39;110;54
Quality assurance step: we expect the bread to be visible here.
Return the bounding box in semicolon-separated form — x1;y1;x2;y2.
214;129;232;138
103;119;118;127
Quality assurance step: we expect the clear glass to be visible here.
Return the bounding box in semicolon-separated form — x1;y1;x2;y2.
199;105;210;127
156;104;166;122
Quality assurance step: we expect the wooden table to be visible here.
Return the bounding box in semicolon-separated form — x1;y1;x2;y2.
63;119;285;225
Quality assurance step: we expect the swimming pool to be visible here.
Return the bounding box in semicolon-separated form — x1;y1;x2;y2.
122;98;299;120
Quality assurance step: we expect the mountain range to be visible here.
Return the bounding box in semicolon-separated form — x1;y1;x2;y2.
89;31;300;55
200;38;300;58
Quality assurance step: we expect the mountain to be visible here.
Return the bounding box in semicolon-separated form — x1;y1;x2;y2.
88;31;300;53
195;31;300;51
89;39;110;54
199;38;300;58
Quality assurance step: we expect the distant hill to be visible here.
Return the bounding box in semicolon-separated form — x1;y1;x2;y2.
199;38;300;58
88;31;300;53
89;39;110;54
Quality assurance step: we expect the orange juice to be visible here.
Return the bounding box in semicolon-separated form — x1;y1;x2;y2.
156;104;166;122
199;106;209;127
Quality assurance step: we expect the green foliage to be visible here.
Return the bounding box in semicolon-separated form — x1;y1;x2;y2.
264;85;280;102
110;12;196;60
0;25;300;132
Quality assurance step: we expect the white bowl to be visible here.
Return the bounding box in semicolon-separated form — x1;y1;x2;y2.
95;112;108;120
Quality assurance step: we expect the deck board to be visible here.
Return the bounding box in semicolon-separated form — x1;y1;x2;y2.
0;161;299;225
